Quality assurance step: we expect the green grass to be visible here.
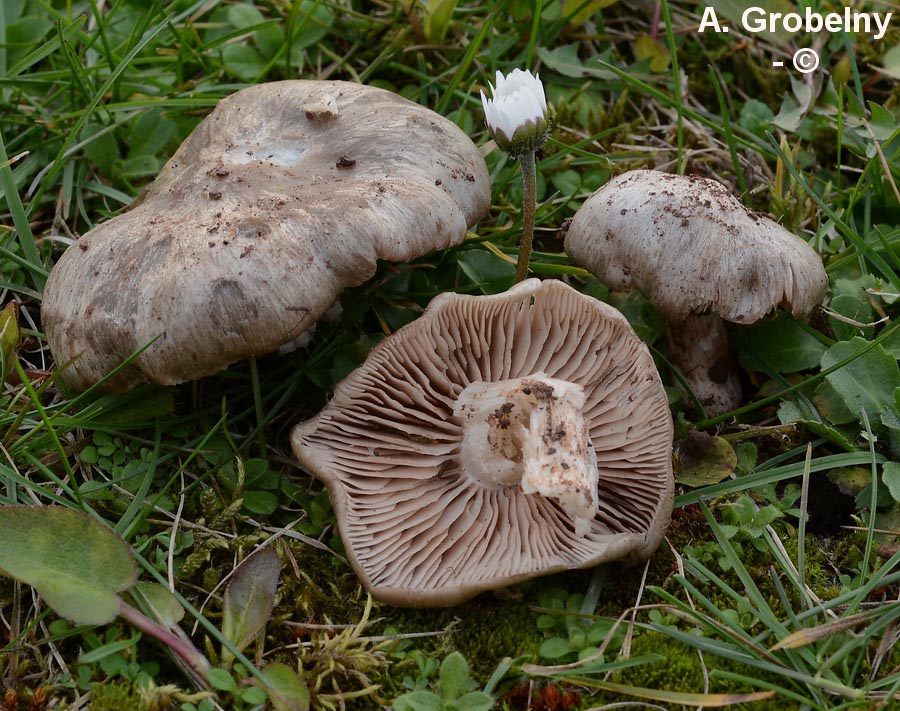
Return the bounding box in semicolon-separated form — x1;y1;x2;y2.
2;0;900;709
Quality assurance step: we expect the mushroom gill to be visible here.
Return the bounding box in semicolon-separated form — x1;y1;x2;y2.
292;279;674;606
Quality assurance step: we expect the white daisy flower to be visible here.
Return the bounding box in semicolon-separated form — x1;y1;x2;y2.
480;68;549;156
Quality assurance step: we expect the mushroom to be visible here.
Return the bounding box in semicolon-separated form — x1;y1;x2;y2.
41;80;490;391
565;170;828;415
292;279;674;606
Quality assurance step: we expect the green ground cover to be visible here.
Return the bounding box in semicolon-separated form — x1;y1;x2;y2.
1;1;899;709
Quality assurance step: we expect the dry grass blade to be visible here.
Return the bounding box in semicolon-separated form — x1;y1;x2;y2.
769;608;895;651
561;675;776;707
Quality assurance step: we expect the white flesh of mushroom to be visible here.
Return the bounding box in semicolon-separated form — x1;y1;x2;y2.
454;372;599;536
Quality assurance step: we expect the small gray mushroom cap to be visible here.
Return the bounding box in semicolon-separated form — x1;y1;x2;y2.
292;279;674;607
565;170;827;414
42;80;490;391
565;170;827;323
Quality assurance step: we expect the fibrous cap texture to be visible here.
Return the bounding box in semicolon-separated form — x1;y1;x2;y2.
42;80;490;391
292;279;674;606
564;170;827;323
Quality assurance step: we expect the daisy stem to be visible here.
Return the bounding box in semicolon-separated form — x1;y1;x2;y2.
514;150;537;283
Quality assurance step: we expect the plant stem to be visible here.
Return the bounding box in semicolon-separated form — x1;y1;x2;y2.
514;150;537;284
249;355;267;457
118;599;211;680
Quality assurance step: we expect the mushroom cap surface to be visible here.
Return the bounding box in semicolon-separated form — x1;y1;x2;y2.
564;170;827;323
42;80;490;391
292;279;674;606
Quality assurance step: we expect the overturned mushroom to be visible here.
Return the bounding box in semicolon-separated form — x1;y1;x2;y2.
292;279;674;606
42;81;490;391
565;170;827;415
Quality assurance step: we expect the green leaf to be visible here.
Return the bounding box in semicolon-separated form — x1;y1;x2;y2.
539;636;573;659
827;467;871;497
3;0;25;21
220;44;266;81
227;4;265;28
676;432;737;487
423;0;457;43
863;115;891;152
457;250;515;295
130;581;184;629
536;44;597;79
456;691;495;711
882;327;900;359
821;337;900;423
771;102;803;133
828;293;874;341
244;459;281;489
737;99;774;135
256;22;285;59
223;5;283;58
242;686;268;705
879;45;900;80
813;380;857;426
561;0;618;25
78;633;140;664
292;1;334;50
738;313;827;374
875;503;900;545
550;169;581;197
393;690;443;711
222;547;280;655
207;667;237;692
734;442;757;475
754;505;783;528
92;385;175;424
0;301;19;381
0;506;136;625
883;462;900;503
242;490;280;515
832;273;877;299
120;154;162;178
81;123;119;176
883;417;900;454
633;34;670;72
5;15;53;66
127;110;176;160
718;524;740;539
439;651;470;700
263;662;309;711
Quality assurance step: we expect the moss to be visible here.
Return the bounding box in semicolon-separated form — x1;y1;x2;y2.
278;541;370;622
88;682;149;711
389;593;543;676
116;487;893;711
610;633;790;711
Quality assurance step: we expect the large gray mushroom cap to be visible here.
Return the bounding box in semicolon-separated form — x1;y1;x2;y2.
565;170;827;414
292;279;674;607
42;80;490;391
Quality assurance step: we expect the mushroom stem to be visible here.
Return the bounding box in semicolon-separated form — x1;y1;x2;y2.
453;372;599;535
514;150;537;283
666;312;742;417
